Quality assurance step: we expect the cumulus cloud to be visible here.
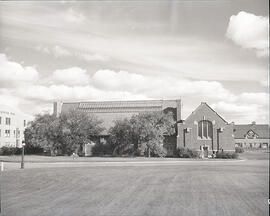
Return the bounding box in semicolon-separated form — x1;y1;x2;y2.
226;11;269;57
35;45;108;62
0;53;38;86
211;101;268;123
65;8;85;23
19;84;148;102
52;45;72;58
91;69;237;102
52;67;89;86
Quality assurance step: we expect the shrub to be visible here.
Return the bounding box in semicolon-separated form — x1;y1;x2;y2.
235;147;244;153
0;147;22;155
216;151;238;159
25;144;44;155
174;147;199;158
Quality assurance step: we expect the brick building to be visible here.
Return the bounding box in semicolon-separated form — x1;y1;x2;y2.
234;122;269;149
177;102;235;157
53;99;181;155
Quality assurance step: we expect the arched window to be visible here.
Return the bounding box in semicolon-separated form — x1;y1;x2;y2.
198;120;213;139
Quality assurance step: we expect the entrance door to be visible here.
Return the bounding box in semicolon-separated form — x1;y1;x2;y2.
203;146;208;158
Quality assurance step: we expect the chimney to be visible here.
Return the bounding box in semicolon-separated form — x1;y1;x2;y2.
176;99;181;121
53;101;62;117
251;121;256;125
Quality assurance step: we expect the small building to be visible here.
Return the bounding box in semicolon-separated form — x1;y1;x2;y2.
234;122;269;149
0;105;28;148
177;102;235;157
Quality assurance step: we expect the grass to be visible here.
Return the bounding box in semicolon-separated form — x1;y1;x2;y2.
0;150;268;216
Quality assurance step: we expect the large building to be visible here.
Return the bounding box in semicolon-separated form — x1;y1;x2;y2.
0;106;28;148
53;100;241;157
54;99;181;155
234;122;269;149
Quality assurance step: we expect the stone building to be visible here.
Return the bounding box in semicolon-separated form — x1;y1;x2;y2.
234;122;269;149
177;102;235;157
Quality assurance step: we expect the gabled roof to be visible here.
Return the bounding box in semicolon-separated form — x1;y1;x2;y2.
234;124;270;139
185;102;227;124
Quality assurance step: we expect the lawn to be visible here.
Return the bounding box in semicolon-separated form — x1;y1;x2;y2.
0;151;269;216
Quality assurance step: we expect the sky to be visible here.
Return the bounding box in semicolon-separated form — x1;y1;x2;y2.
0;0;269;123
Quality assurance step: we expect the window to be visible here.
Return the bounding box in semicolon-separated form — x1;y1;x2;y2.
13;130;16;137
6;117;11;125
5;130;10;137
198;120;213;139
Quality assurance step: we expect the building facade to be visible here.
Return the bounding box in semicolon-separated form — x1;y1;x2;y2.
0;107;28;148
177;102;235;157
234;123;269;149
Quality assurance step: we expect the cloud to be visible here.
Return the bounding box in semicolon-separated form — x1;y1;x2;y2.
226;11;269;57
65;8;85;23
52;67;89;86
52;45;72;58
211;101;268;123
0;53;38;86
77;53;109;62
19;84;149;102
91;69;237;102
35;45;109;62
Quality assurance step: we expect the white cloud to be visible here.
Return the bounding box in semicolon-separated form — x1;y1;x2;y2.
211;101;268;123
19;84;148;102
77;53;109;62
65;8;85;23
226;11;269;57
52;45;72;58
0;53;38;85
91;69;236;102
52;67;89;86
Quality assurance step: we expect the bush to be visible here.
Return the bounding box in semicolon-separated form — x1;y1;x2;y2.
216;151;238;159
235;147;244;153
25;144;44;155
0;146;22;155
174;147;199;158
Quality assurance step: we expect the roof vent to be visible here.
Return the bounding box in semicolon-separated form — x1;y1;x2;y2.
251;121;256;125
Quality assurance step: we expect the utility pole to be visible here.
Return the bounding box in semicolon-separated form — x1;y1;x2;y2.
21;140;25;169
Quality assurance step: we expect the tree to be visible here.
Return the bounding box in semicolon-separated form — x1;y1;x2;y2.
108;111;176;157
130;112;175;157
108;119;134;156
59;109;104;154
24;110;105;155
24;113;62;155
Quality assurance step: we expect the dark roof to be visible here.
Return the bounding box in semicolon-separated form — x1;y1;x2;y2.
234;124;270;139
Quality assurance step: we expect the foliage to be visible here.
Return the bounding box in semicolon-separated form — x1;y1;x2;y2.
60;109;104;155
108;119;134;156
24;110;104;155
216;151;239;159
235;147;244;153
174;147;199;158
25;144;44;155
0;147;21;155
107;112;176;157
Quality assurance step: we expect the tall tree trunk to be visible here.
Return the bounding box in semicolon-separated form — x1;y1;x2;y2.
148;147;150;158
